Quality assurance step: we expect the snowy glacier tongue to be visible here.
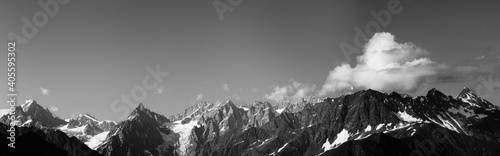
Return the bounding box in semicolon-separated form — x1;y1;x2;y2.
170;119;199;156
85;131;110;149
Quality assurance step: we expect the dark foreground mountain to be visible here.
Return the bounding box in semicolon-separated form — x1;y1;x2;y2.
0;122;102;156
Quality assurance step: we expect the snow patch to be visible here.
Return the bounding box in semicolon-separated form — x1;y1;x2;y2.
85;131;109;149
396;111;423;122
321;129;351;154
460;95;479;107
21;99;34;112
240;106;249;111
276;108;285;114
383;122;412;133
435;115;460;133
277;142;289;153
21;119;33;126
376;124;385;130
364;125;372;132
58;124;87;134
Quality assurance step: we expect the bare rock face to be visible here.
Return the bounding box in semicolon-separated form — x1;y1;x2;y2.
97;104;176;156
246;101;277;128
274;96;324;114
190;89;500;156
169;101;215;121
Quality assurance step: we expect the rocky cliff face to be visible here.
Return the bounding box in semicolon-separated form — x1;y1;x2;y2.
97;104;176;156
186;88;500;156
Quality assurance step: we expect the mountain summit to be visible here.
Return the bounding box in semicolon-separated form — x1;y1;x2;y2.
0;99;67;127
97;103;175;156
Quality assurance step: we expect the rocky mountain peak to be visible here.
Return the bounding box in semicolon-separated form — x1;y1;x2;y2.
457;87;478;99
129;103;152;118
136;103;146;111
0;99;67;128
456;87;496;108
21;99;40;113
426;88;447;98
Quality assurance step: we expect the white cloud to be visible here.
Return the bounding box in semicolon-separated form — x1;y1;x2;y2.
251;87;259;93
223;83;230;91
475;55;486;60
264;79;316;103
48;106;59;112
39;87;50;95
196;93;203;101
154;86;164;94
319;32;440;96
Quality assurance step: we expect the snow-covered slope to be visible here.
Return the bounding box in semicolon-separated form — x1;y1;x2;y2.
85;131;110;149
169;120;200;155
57;113;117;142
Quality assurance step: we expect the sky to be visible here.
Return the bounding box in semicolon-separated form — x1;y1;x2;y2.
1;0;499;121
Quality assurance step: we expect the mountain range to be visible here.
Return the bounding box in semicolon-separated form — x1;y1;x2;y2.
1;87;499;156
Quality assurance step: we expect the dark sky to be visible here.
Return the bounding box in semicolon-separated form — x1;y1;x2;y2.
1;0;499;121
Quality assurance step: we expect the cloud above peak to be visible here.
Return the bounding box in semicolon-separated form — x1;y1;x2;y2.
39;87;50;95
154;86;164;94
319;32;441;96
196;93;203;101
49;105;59;112
264;79;316;103
222;83;230;91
